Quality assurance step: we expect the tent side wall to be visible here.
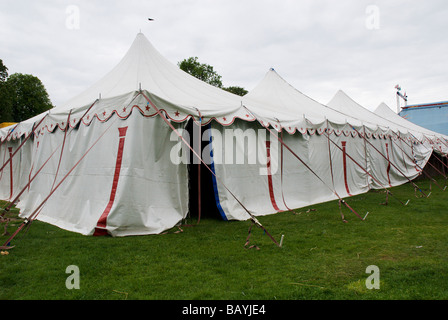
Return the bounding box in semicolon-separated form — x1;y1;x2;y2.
13;111;189;236
209;119;371;221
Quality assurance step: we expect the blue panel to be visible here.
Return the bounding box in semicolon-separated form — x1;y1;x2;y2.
399;105;448;135
207;124;228;221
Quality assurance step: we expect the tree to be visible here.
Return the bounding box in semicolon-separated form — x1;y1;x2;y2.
0;59;8;82
178;56;223;88
0;59;13;123
223;86;248;96
178;56;248;97
6;73;53;122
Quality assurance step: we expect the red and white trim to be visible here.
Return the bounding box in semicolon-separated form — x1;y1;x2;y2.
94;126;128;236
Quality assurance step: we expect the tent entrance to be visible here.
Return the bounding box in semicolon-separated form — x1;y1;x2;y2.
186;120;220;221
417;152;448;180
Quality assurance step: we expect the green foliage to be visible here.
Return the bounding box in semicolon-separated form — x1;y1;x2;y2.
0;59;54;123
178;57;247;96
0;82;13;123
1;177;448;300
0;59;8;82
224;86;248;96
6;73;53;122
0;59;13;123
178;56;223;88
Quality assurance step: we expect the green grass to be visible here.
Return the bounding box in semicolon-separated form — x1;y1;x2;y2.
1;177;448;300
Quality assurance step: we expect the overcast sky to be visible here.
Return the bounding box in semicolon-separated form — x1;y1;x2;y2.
1;0;447;112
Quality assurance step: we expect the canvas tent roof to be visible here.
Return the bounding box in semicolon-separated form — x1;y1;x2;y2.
242;69;427;139
242;68;363;132
328;90;448;155
327;90;415;135
1;33;432;143
0;33;255;141
58;33;249;118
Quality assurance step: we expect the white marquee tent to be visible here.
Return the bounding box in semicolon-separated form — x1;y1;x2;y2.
1;33;446;237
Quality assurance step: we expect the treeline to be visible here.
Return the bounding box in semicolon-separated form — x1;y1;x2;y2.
0;59;53;123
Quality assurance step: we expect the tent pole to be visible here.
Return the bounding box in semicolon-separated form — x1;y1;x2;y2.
279;126;291;211
362;126;370;188
197;117;201;224
193;108;203;225
325;120;337;191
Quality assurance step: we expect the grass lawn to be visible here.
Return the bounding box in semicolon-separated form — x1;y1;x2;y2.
1;177;447;301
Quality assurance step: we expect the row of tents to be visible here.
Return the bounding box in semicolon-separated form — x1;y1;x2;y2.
1;33;447;237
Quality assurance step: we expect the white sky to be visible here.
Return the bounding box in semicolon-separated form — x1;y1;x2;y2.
1;0;448;112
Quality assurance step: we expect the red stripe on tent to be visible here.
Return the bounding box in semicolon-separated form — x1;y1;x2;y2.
266;141;281;212
94;126;128;236
385;143;392;187
8;147;13;199
280;131;291;211
341;141;352;196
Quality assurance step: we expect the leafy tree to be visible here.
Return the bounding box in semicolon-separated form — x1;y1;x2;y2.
6;73;53;122
0;59;8;82
178;56;248;96
178;56;223;88
0;59;13;122
223;86;248;96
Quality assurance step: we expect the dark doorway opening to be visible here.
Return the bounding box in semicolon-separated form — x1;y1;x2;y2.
185;120;220;221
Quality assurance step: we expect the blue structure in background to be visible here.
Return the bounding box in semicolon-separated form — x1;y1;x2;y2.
399;101;448;136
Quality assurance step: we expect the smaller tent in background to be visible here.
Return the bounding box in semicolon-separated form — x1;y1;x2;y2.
327;90;434;189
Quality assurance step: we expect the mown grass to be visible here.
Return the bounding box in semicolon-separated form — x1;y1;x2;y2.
1;177;447;300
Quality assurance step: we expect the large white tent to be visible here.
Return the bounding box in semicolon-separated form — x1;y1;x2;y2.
0;33;253;236
1;33;445;237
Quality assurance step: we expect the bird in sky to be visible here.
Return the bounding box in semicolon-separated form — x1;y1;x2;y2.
148;18;154;21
